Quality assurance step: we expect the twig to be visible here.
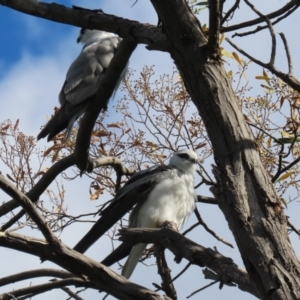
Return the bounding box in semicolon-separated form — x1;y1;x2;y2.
186;280;219;298
272;157;300;183
287;219;300;236
247;123;283;145
232;6;298;38
60;286;85;300
279;32;293;75
194;207;234;248
182;222;200;236
0;173;59;245
2;278;95;299
244;0;276;66
90;156;135;191
155;262;191;292
221;0;299;33
0;154;75;218
196;195;217;205
221;0;240;25
225;37;300;92
0;269;73;287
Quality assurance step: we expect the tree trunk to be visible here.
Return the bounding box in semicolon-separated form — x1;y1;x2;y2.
150;0;300;299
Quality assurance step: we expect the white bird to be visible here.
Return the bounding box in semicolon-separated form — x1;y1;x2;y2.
73;149;198;279
37;28;126;141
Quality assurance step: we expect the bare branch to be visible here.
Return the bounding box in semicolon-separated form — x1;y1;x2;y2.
0;269;73;287
0;278;95;300
272;157;300;183
208;0;221;57
0;231;170;300
221;0;300;33
279;32;293;75
0;174;59;245
119;227;260;298
221;0;240;25
186;279;219;298
59;285;85;300
196;195;217;205
244;0;276;66
225;37;300;92
194;207;234;248
0;154;75;218
0;0;167;50
154;246;177;299
232;5;298;38
90;156;135;191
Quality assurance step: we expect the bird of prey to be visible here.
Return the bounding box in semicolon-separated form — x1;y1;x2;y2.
73;149;198;279
37;28;126;141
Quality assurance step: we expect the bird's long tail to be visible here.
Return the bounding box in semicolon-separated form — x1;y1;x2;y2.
121;243;147;279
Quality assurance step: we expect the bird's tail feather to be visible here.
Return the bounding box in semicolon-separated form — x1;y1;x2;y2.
121;243;147;279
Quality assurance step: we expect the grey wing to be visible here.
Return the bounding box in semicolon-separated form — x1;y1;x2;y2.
38;37;123;141
59;36;122;107
73;165;175;254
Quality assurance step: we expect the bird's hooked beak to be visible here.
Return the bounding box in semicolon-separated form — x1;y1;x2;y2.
190;158;197;164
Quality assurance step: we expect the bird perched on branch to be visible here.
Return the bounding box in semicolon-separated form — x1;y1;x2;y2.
37;28;127;141
73;149;198;279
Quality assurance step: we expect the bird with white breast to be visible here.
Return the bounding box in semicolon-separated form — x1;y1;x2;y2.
74;149;198;279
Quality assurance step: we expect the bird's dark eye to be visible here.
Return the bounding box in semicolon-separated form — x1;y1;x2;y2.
177;153;190;160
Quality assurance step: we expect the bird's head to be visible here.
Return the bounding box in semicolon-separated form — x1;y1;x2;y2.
77;28;116;45
169;149;198;175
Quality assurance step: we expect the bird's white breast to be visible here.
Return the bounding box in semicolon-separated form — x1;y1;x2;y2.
136;169;196;229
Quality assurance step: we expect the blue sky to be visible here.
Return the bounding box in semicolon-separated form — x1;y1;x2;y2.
0;1;300;300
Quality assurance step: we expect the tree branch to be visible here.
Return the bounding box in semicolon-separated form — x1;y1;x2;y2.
119;227;260;298
74;39;137;172
225;37;300;92
244;0;276;66
0;231;170;300
221;0;240;25
0;0;167;50
221;0;300;33
208;0;221;57
0;154;75;218
0;278;95;300
279;32;293;75
0;269;73;287
154;247;177;299
232;5;298;38
0;174;59;245
90;156;135;191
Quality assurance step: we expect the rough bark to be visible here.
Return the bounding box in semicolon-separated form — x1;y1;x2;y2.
150;0;300;299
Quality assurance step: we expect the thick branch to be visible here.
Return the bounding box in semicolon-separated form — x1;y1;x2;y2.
0;0;167;50
74;39;137;172
0;231;170;300
119;227;260;298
